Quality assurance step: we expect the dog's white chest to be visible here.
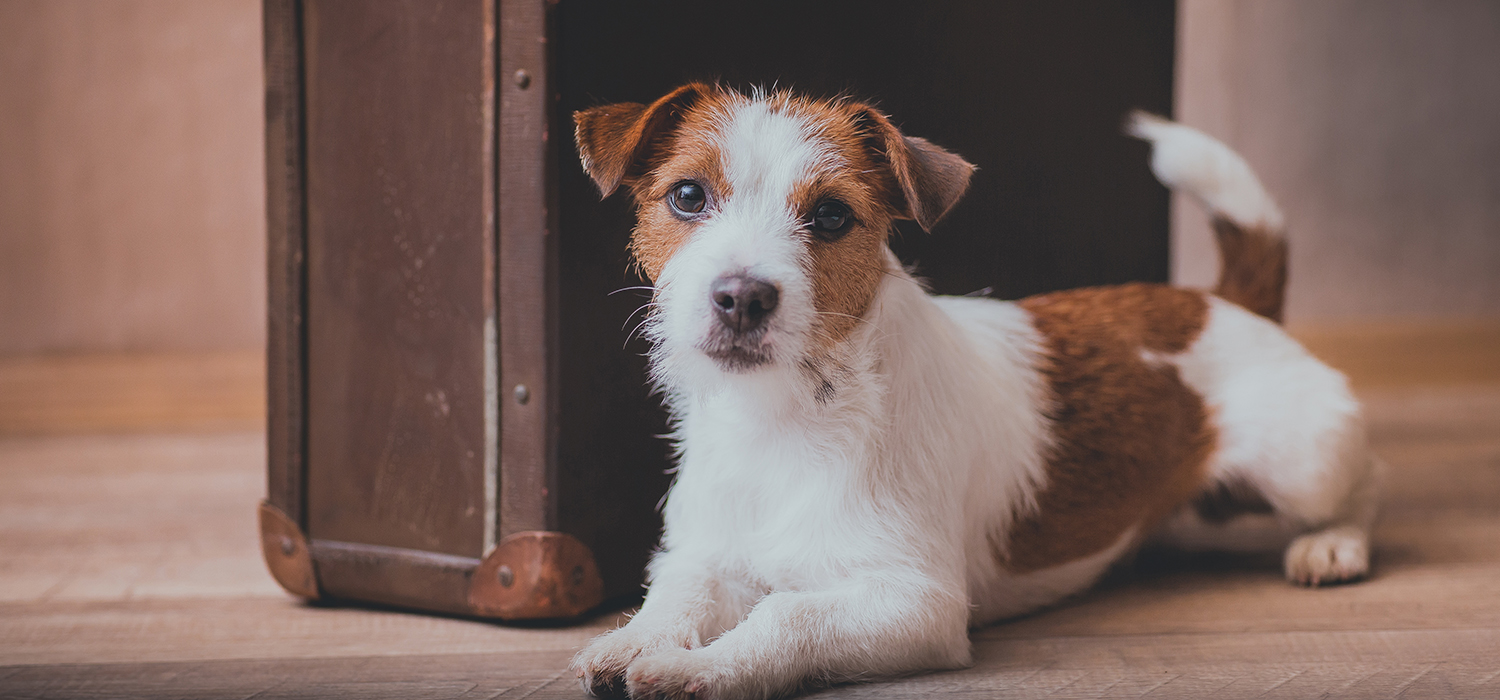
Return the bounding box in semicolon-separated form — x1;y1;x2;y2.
661;400;905;588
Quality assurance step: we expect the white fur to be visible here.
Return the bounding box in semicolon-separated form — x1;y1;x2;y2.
1127;111;1285;231
574;101;1376;699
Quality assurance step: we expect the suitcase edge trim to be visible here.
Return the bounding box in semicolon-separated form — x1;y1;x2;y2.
470;530;604;619
258;499;320;600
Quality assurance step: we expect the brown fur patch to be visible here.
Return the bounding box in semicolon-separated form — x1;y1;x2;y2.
627;89;742;281
1212;216;1287;324
803;227;888;349
1001;284;1216;573
793;102;971;347
791;101;903;349
855;107;975;232
574;83;712;198
624;106;738;282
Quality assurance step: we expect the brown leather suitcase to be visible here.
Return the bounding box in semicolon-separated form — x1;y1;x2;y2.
260;0;1176;621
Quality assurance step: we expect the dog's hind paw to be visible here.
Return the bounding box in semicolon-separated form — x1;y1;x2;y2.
1284;525;1370;586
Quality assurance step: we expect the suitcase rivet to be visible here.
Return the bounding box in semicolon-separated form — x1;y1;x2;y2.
513;69;531;89
513;384;530;405
498;565;515;587
279;536;295;557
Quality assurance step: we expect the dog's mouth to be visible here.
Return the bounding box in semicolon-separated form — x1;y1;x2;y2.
698;328;774;372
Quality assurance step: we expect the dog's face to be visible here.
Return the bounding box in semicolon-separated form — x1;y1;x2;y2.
575;84;974;380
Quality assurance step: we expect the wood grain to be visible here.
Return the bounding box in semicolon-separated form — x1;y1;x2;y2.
1;384;1498;697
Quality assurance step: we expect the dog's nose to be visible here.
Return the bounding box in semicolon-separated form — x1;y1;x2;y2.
710;274;779;334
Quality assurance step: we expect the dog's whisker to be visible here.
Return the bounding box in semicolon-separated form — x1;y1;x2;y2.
624;315;657;348
619;301;659;332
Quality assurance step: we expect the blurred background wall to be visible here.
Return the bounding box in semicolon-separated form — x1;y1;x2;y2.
0;0;1494;428
1175;0;1500;323
0;0;265;355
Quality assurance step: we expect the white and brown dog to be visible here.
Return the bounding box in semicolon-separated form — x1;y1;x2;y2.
569;84;1379;699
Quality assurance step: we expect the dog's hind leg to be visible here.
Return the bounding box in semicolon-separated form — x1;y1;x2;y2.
1146;297;1382;586
1278;453;1383;586
1243;399;1381;586
1153;396;1383;586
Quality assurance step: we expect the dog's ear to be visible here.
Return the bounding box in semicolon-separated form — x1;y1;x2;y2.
574;83;713;198
857;107;976;232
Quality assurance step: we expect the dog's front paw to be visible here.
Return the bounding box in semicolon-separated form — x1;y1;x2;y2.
573;627;697;698
625;648;729;700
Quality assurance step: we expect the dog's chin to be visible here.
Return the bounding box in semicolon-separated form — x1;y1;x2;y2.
699;339;775;374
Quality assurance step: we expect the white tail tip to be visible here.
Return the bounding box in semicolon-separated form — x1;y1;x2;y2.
1127;111;1284;232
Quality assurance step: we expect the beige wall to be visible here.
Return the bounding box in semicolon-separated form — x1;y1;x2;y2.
1175;0;1500;323
0;0;264;354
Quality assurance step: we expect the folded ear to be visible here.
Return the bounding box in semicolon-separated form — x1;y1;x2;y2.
858;108;976;231
573;82;713;198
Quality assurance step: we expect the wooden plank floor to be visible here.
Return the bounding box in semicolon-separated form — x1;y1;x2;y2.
2;385;1498;698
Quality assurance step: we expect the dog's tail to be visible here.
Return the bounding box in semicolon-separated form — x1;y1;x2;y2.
1127;111;1288;323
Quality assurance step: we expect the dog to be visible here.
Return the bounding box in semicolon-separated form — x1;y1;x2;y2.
568;84;1380;700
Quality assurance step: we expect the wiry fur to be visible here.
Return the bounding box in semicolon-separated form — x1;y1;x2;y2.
570;86;1378;699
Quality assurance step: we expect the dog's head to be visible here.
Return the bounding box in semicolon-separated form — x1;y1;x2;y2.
576;84;974;384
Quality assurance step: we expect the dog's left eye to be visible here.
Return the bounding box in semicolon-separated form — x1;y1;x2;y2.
668;181;707;217
810;200;852;239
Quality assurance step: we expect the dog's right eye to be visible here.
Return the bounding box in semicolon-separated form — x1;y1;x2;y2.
668;181;707;217
809;200;853;240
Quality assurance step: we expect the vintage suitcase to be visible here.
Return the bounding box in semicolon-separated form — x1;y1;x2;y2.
260;0;1176;620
